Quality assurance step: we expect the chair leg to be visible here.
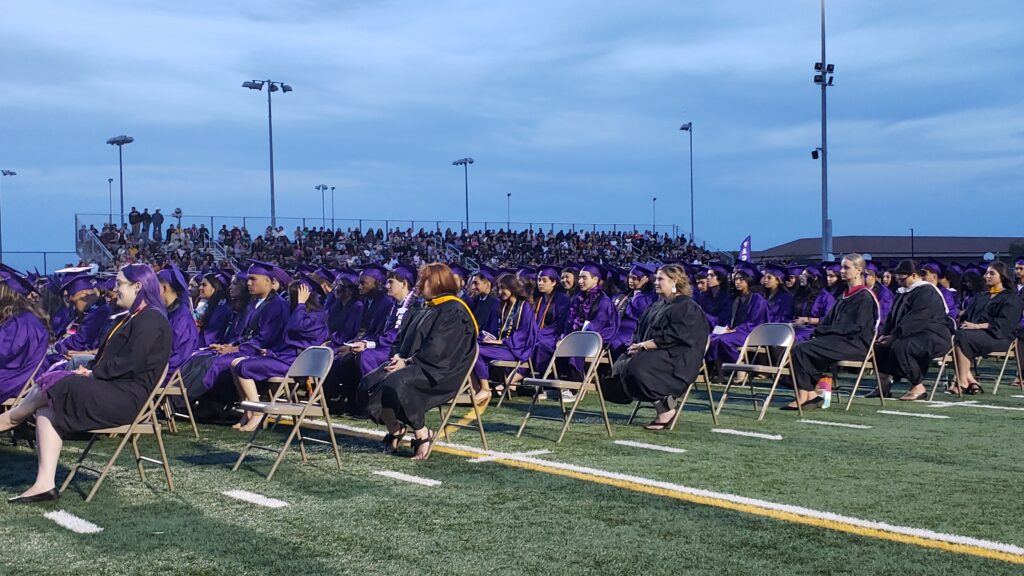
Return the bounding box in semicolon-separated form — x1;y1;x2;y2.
178;386;200;438
153;417;174;491
162;398;178;434
320;406;342;470
428;397;459;458
993;353;1012;395
85;432;133;503
130;434;146;482
61;434;99;493
845;365;868;411
470;394;489;451
715;375;735;417
556;388;585;443
231;427;261;472
704;379;719;425
594;380;613;438
626;401;643;425
669;385;692;431
516;388;542;438
266;418;303;481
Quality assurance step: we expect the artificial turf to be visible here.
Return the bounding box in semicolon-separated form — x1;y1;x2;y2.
1;359;1022;575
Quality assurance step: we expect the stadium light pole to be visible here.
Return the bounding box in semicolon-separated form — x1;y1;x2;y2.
106;135;134;226
652;197;657;232
107;178;114;226
329;186;336;230
452;158;474;232
242;79;293;229
0;170;15;261
679;122;694;242
314;184;327;228
910;227;915;259
506;193;511;231
813;0;836;261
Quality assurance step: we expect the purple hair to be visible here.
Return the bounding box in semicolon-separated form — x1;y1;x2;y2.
121;264;167;317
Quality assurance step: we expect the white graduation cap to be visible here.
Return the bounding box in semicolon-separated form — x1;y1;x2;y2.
54;266;93;275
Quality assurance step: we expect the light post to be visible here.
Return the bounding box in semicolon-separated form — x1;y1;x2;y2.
242;79;293;228
652;197;657;232
813;0;836;261
679;122;694;242
329;186;336;230
106;135;134;226
107;178;114;226
0;170;15;261
452;158;474;232
506;193;511;231
910;228;915;259
314;184;327;228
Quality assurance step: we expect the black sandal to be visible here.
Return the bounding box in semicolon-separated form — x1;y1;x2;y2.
966;383;984;395
382;427;407;454
644;421;672;431
409;433;434;460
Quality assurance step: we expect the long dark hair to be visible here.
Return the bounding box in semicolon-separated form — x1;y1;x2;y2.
288;280;323;313
497;273;530;302
121;263;167;317
989;262;1013;291
200;273;228;326
229;274;251;313
0;283;51;336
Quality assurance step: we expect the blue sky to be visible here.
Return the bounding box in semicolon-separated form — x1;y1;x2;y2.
1;1;1022;271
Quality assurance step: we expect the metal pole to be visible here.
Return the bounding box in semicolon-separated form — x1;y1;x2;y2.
688;126;694;243
910;228;915;259
330;186;335;230
652;197;657;231
463;162;469;232
118;144;125;227
506;193;511;231
267;82;277;228
819;0;829;261
321;187;326;228
107;178;113;226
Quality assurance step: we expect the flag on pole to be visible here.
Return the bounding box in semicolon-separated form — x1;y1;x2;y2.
738;236;752;262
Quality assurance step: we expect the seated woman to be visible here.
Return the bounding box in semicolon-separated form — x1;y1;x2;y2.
356;263;478;461
609;264;657;359
792;265;835;342
700;264;733;327
864;262;893;331
0;264;171;503
157;264;199;377
706;264;766;366
786;254;878;410
952;262;1021;394
921;261;960;323
526;266;571;384
196;271;232;346
560;266;580;300
0;281;49;404
872;260;953;401
230;277;329;431
824;263;844;300
601;264;710;430
761;264;794;324
327;271;363;344
44;273;111;369
471;273;537;404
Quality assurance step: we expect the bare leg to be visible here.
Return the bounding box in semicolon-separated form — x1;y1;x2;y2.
19;408;62;497
0;387;49;432
230;358;252;429
473;377;492;404
380;408;404;453
954;346;972;389
410;426;431;460
236;375;263;432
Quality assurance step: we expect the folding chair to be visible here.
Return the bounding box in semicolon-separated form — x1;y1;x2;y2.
715;323;798;422
232;346;340;481
2;358;45;446
627;336;718;428
428;345;487;457
491;357;535;408
160;368;200;438
927;336;958;401
516;332;612;443
60;364;173;503
831;332;882;411
988;340;1019;395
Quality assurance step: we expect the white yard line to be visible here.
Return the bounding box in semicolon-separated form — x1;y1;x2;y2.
468;449;551;463
222;490;288;508
613;440;687;454
798;419;872;430
877;410;949;419
373;470;442;487
44;510;103;534
711;428;782;441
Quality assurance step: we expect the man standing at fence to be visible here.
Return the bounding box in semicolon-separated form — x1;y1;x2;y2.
141;208;152;241
152;208;164;242
128;206;141;240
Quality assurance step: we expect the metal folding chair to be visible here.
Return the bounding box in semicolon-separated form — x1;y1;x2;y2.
60;364;173;503
232;346;340;481
988;340;1019;395
428;345;487;457
831;332;882;410
716;323;798;421
927;336;958;401
516;331;612;443
491;357;535;408
2;358;45;447
160;368;200;438
627;336;717;428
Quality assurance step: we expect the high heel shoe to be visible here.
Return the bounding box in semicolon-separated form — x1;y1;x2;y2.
7;488;60;504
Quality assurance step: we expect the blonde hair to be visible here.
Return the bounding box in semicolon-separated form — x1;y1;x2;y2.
658;264;693;297
842;253;866;272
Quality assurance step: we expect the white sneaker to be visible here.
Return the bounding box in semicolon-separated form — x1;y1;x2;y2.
559;390;576;402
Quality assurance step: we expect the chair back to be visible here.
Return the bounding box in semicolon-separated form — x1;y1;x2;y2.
284;346;335;381
130;364;171;427
742;323;795;349
552;331;603;360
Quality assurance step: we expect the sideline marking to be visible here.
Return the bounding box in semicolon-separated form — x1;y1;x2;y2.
373;470;441;487
613;440;687;454
222;490;288;508
44;510;103;534
877;410;949;419
799;419;872;430
311;421;1024;564
711;428;782;441
468;449;551;463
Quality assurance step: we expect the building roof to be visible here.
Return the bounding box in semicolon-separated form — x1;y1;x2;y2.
752;236;1023;263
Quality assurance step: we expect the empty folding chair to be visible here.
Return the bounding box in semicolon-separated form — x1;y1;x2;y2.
232;346;340;481
490;358;534;408
60;365;173;503
159;368;200;438
627;336;718;428
516;331;612;443
428;345;487;457
716;323;798;421
988;340;1019;395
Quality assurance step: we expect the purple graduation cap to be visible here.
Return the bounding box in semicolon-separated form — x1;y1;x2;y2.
297;273;326;296
629;263;657;281
537;265;561;281
271;267;293;288
761;263;788;282
920;260;944;276
359;264;388;285
449;264;470;281
312;267;337;285
247;259;276;279
157;263;190;295
335;269;360;286
863;261;881;277
61;271;97;296
786;265;804;280
0;270;34;297
1015;257;1024;266
96;274;117;292
803;264;824;279
733;262;761;282
580;261;603;278
706;262;732;278
390;264;418;287
474;266;497;284
516;266;537;280
822;262;841;275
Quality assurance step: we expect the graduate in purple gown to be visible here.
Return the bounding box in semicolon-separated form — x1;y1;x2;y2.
355;265;394;342
327;271;365;347
0;279;49;403
865;262;893;332
701;263;733;327
357;265;420;376
45;273;111;369
157;264;199;377
825;262;844;300
707;264;767;364
230;276;330;431
528;266;571;377
921;261;959;323
761;264;795;324
468;266;501;335
793;265;836;342
197;271;232;346
471;272;537;403
561;264;619;344
610;263;658;359
222;272;252;343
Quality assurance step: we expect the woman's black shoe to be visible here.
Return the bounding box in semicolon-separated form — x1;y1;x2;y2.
7;488;60;504
781;396;823;411
864;388;892;399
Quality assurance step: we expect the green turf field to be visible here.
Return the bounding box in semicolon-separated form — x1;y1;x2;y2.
2;360;1023;575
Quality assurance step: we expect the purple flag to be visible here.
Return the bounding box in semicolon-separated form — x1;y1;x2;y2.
738;236;751;262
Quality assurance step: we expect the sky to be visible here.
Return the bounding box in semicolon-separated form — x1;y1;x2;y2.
1;1;1022;271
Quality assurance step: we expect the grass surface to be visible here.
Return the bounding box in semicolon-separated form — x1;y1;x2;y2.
2;359;1023;575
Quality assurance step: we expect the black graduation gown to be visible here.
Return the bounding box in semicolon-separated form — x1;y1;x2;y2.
874;283;953;385
357;299;477;429
790;288;878;391
46;308;172;437
955;290;1021;358
604;296;710;404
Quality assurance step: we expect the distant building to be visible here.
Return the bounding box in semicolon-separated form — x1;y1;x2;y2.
752;236;1023;264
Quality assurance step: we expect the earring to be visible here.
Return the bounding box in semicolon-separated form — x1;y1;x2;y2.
671;286;678;294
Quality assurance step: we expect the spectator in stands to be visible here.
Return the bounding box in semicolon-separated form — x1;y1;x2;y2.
141;208;152;240
152;209;164;242
128;207;141;240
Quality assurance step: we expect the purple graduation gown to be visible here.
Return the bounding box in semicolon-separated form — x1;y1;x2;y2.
707;292;768;363
470;294;501;336
939;286;959;323
611;290;657;357
359;292;394;342
202;293;289;390
329;297;365;350
474;300;538;380
0;311;49;403
167;299;199;377
700;287;733;328
47;302;112;368
200;300;232;346
359;294;419;375
234;304;329;380
530;291;571;374
795;290;836;342
766;289;795;324
873;284;894;332
561;290;619;372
